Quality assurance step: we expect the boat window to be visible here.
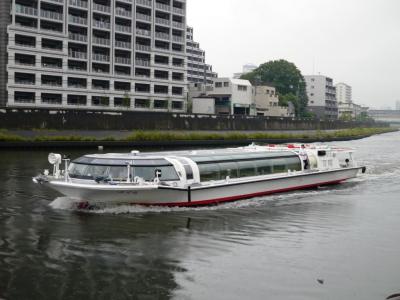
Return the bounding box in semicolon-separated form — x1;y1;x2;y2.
272;159;287;173
189;151;298;164
85;165;109;178
238;161;257;177
219;162;239;179
109;166;128;181
196;156;302;182
256;160;273;175
198;164;220;181
68;163;89;179
132;166;179;181
285;157;302;171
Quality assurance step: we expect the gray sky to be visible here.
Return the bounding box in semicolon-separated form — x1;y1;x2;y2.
187;0;400;109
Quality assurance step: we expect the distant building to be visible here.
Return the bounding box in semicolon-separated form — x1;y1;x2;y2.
396;101;400;110
253;85;292;117
336;83;352;103
338;100;369;119
186;26;217;85
304;75;338;119
233;63;258;79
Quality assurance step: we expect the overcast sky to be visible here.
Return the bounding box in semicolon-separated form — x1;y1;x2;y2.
187;0;400;109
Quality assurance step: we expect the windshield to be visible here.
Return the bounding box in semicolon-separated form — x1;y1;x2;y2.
68;159;179;182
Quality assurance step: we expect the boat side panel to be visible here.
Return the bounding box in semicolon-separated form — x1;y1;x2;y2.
48;168;360;206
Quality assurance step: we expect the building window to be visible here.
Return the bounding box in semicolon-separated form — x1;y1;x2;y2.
215;82;222;88
238;85;247;91
224;82;229;87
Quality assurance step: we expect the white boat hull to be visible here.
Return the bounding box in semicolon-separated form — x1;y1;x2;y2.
46;167;362;207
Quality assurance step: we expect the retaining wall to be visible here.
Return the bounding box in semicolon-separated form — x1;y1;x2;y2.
0;108;385;131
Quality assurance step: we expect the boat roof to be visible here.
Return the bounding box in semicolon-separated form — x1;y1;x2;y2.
82;146;295;160
78;144;354;162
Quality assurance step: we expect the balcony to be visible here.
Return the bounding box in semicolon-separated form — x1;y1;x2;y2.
69;32;87;42
42;81;62;87
115;40;131;49
93;20;110;29
15;79;35;85
115;57;131;65
135;59;150;67
69;15;88;25
69;50;87;59
155;32;170;40
172;35;183;43
115;24;131;33
173;7;183;14
156;2;170;11
136;28;151;37
69;0;88;8
172;21;184;28
15;5;38;16
156;17;170;26
92;53;110;62
115;8;132;18
93;3;111;13
136;13;151;22
42;63;62;69
137;0;152;7
136;44;151;52
93;36;110;46
40;10;63;21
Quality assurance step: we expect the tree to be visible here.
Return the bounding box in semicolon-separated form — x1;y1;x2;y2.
122;93;131;108
241;59;309;117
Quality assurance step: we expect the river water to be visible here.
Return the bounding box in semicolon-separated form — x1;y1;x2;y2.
0;132;400;300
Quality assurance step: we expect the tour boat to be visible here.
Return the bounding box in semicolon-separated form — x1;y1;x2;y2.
33;144;366;208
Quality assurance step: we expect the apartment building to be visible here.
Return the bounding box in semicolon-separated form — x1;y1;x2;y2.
336;82;352;104
304;75;338;119
207;78;253;115
3;0;187;112
186;26;217;84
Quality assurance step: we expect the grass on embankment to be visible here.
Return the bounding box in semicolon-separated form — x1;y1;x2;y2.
0;127;396;143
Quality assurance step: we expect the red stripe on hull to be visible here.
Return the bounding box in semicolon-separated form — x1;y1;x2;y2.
131;178;346;207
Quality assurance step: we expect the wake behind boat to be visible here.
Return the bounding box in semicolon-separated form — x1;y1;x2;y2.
33;144;366;207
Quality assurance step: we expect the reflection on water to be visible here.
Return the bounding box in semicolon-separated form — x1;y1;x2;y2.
1;132;400;300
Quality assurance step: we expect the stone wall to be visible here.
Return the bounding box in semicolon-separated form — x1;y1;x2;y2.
0;108;385;131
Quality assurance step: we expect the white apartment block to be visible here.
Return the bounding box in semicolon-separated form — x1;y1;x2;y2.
336;82;352;104
186;26;217;85
207;78;253;115
4;0;188;112
304;75;338;119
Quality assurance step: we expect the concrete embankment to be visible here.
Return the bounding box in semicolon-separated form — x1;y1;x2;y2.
0;108;386;131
